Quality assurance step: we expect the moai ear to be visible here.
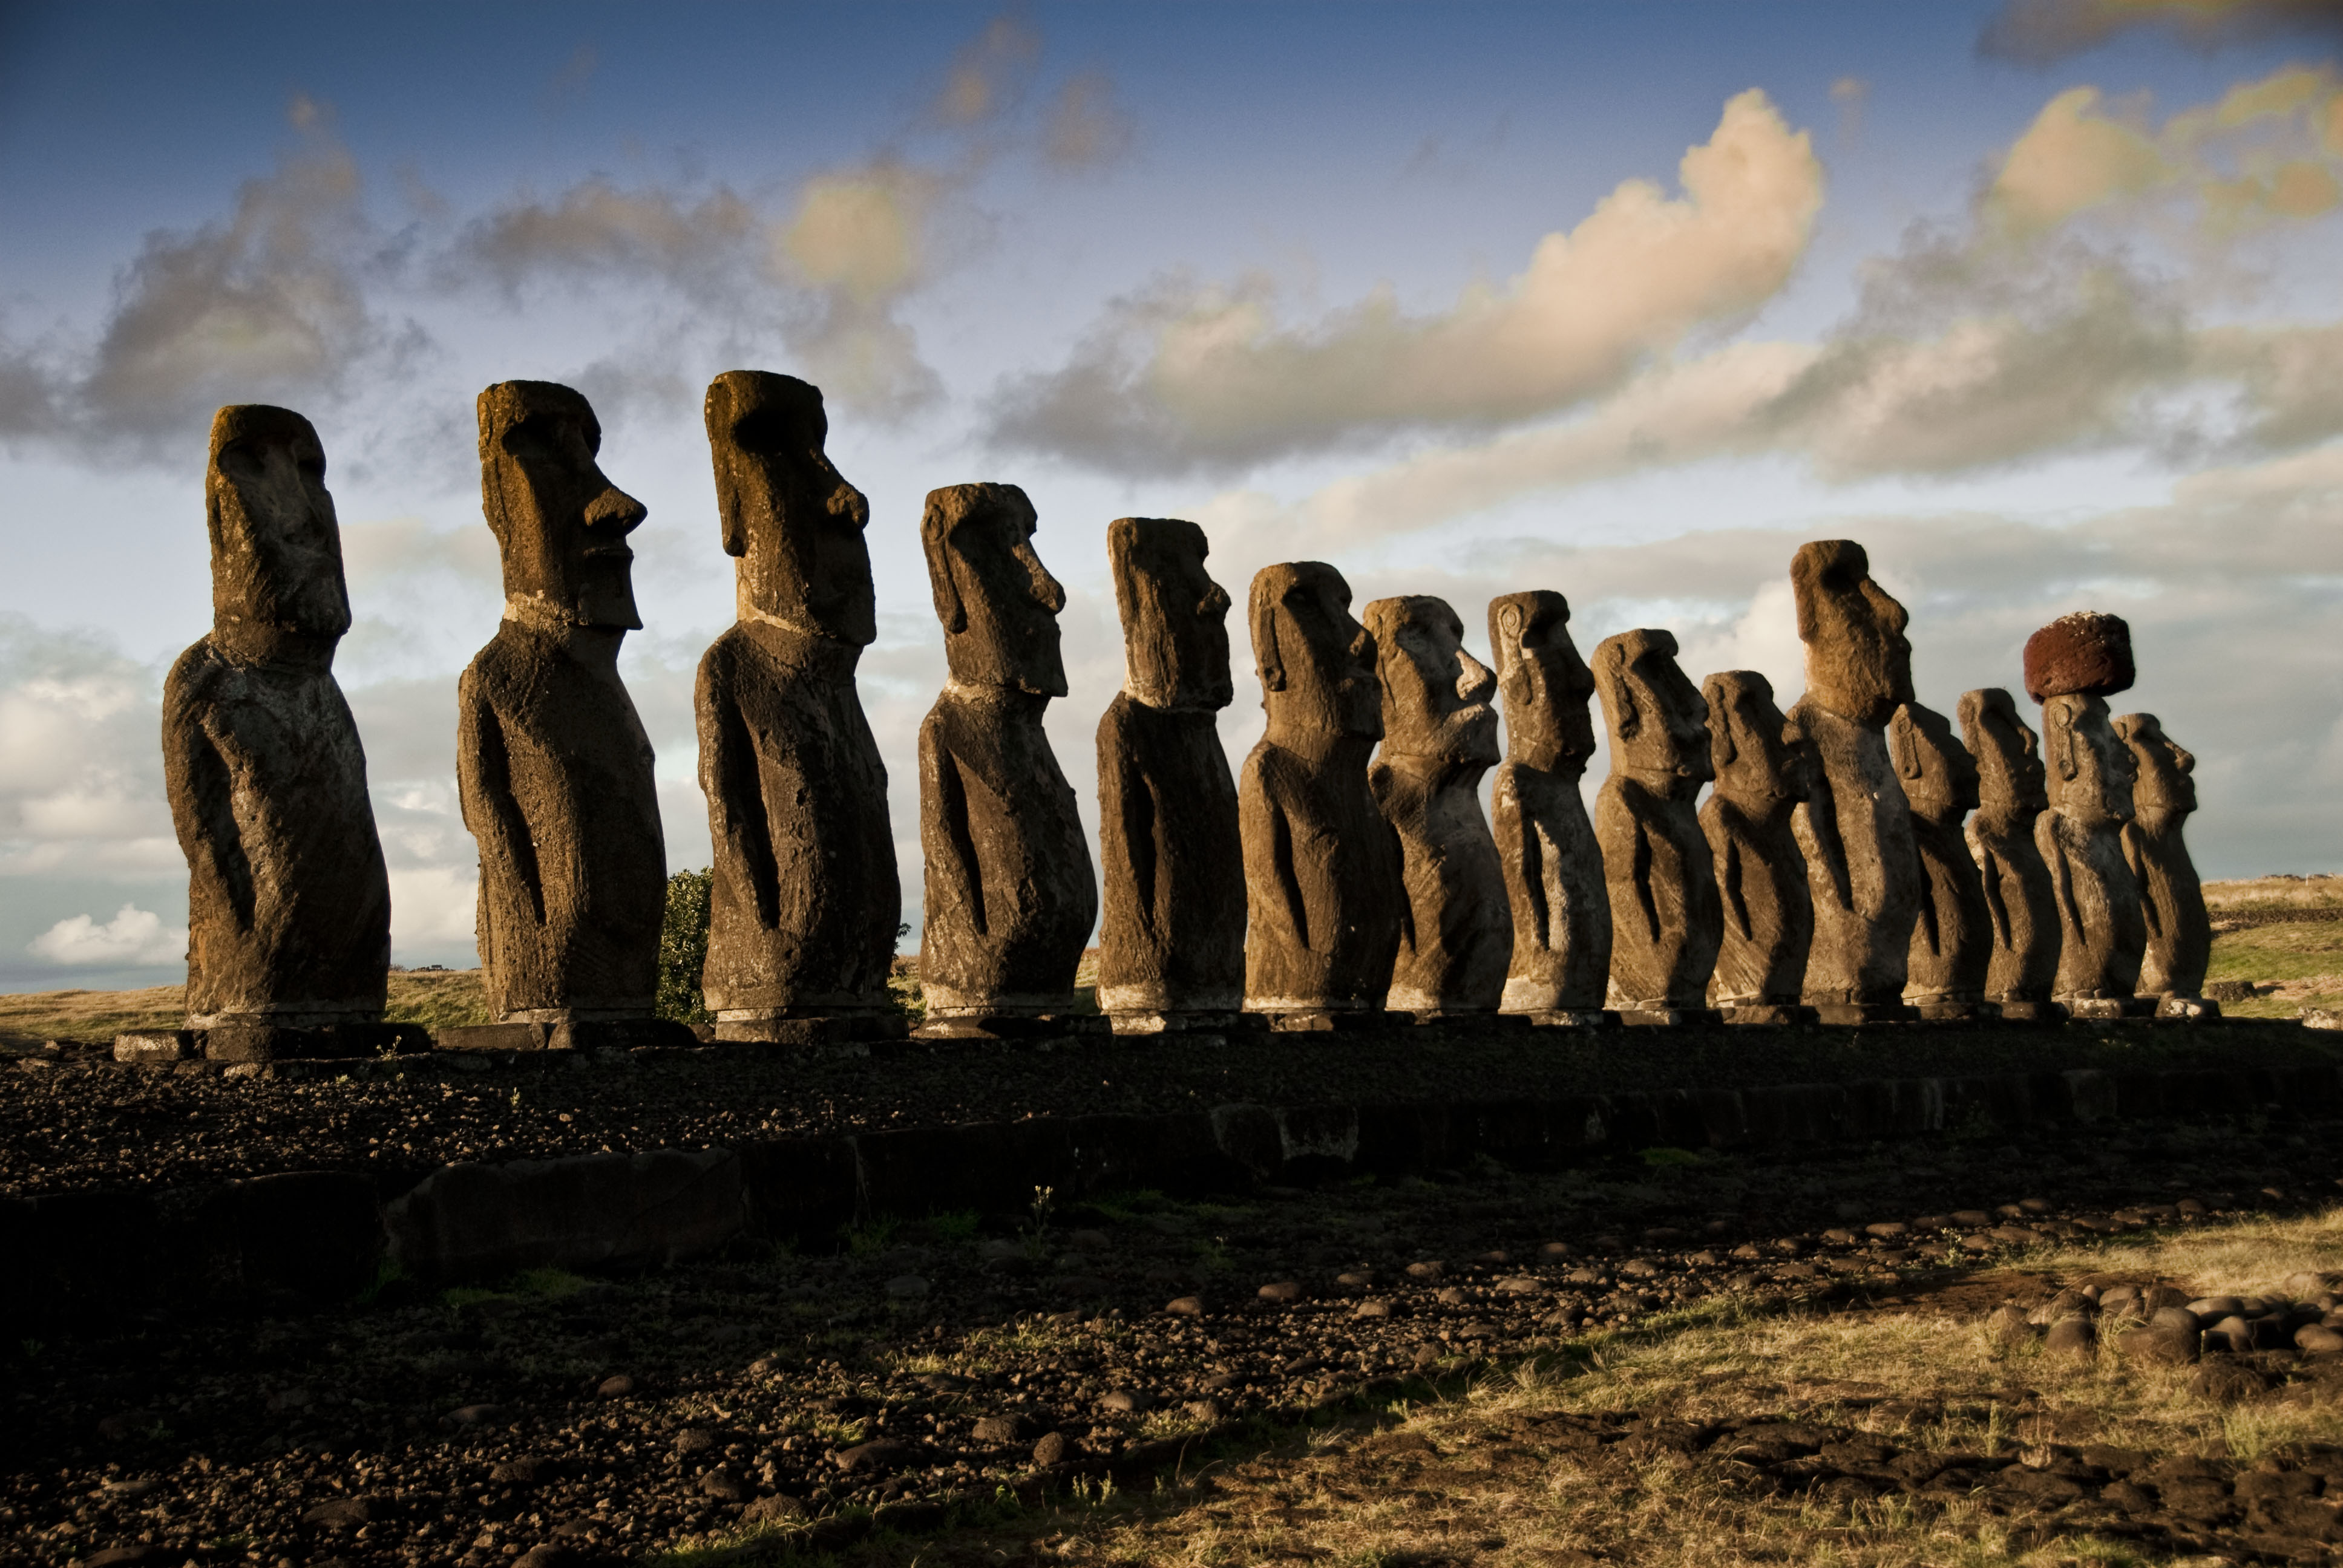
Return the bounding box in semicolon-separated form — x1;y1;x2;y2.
1254;589;1288;693
1711;690;1740;769
923;524;966;635
1893;710;1923;780
2054;705;2081;782
1613;664;1640;740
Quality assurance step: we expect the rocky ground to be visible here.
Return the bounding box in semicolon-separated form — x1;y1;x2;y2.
5;1018;2335;1196
7;1112;2343;1567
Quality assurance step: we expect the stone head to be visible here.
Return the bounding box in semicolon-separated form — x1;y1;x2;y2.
477;380;646;630
1791;539;1913;727
205;403;351;646
1702;670;1806;805
1889;701;1981;823
2040;693;2137;826
2112;712;2197;816
922;483;1066;696
1250;561;1381;743
1107;517;1233;712
1364;595;1498;773
1488;590;1596;774
1593;629;1712;794
1958;688;2050;816
2024;611;2134;702
704;370;874;646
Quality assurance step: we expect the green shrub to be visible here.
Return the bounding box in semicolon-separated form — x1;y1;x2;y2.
657;869;714;1025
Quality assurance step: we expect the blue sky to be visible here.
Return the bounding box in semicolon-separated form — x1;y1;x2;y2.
3;0;2340;988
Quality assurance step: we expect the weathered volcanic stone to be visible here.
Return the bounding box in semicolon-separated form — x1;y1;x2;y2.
1699;670;1811;1025
1890;701;1993;1020
1487;592;1612;1025
1366;596;1511;1020
2114;712;2215;1016
916;484;1101;1038
150;405;416;1065
454;382;690;1050
1959;689;2062;1022
1785;540;1921;1023
1095;518;1247;1033
1592;630;1720;1025
2037;667;2149;1019
2024;612;2135;702
693;371;902;1046
1239;562;1403;1028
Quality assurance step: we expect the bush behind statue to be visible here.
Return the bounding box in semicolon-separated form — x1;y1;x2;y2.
657;869;713;1025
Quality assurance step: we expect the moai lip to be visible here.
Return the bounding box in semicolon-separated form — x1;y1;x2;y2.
1960;688;2065;1022
1095;517;1254;1036
1890;700;1995;1022
2115;711;2216;1019
694;371;905;1047
1700;670;1815;1025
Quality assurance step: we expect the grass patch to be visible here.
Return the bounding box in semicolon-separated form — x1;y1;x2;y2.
0;968;494;1047
2204;875;2343;912
2208;921;2343;1018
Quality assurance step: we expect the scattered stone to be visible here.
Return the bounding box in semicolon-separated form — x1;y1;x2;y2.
1032;1432;1069;1468
1985;1305;2036;1343
1165;1296;1205;1316
885;1275;931;1299
595;1374;637;1398
700;1469;752;1501
1257;1280;1303;1303
1494;1276;1544;1295
743;1494;808;1524
1354;1299;1392;1319
836;1439;911;1474
2295;1325;2343;1354
2190;1360;2270;1403
2043;1316;2097;1357
1405;1261;1446;1280
445;1403;506;1426
971;1415;1027;1445
1098;1389;1152;1414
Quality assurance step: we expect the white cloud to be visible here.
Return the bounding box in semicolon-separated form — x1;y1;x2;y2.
30;904;187;967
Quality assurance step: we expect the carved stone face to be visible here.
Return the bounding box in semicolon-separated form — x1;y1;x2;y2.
2042;693;2137;826
206;403;352;642
705;370;874;646
1593;629;1712;793
923;483;1067;696
477;381;646;630
1365;595;1498;770
1791;539;1913;727
1488;590;1595;773
1702;669;1806;804
1958;687;2049;815
1889;701;1981;822
1250;561;1382;742
2114;712;2197;815
1109;517;1233;711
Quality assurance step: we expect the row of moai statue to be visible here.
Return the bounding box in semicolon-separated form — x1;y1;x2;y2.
137;375;2214;1063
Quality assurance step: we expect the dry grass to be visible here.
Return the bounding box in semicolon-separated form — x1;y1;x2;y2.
0;968;490;1048
2203;875;2343;912
2207;921;2343;1019
758;1207;2343;1568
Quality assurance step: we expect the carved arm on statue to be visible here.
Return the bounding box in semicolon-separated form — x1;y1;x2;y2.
457;678;544;926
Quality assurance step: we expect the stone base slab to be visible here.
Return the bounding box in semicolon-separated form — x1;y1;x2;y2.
1991;999;2068;1024
1508;1008;1620;1027
1253;1010;1397;1034
913;1013;1112;1042
434;1019;701;1053
2061;996;2158;1021
1396;1010;1530;1029
1107;1010;1270;1036
1807;1002;1921;1025
117;1022;432;1065
1619;1008;1725;1027
713;1013;911;1045
1910;999;2000;1023
2155;995;2223;1022
1721;1004;1814;1027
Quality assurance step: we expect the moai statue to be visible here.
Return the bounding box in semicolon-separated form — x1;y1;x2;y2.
916;483;1101;1038
1095;517;1249;1034
1786;540;1921;1023
2114;712;2216;1018
1700;670;1812;1025
2025;612;2150;1019
453;381;692;1051
1890;701;1993;1020
122;405;422;1066
694;371;903;1045
1489;592;1613;1025
1959;689;2062;1022
1592;630;1722;1025
1365;596;1512;1021
1239;562;1403;1029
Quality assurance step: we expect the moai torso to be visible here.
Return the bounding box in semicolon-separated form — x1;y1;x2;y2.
1593;629;1720;1017
916;484;1097;1027
2115;712;2210;1002
1095;518;1245;1028
1891;700;1991;1016
1367;595;1510;1017
1239;562;1403;1023
1959;688;2061;1014
2026;613;2147;1014
1699;670;1810;1013
458;382;668;1023
1488;592;1610;1019
165;405;391;1031
1785;540;1921;1018
695;372;900;1040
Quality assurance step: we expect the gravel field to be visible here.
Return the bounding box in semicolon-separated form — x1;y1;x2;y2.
6;1114;2342;1567
4;1021;2333;1197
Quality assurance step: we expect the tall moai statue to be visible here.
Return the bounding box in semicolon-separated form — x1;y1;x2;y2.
1592;630;1722;1025
1785;540;1922;1023
1239;562;1403;1029
1095;517;1248;1034
1366;595;1512;1021
1700;670;1812;1025
454;381;692;1050
1489;592;1613;1026
2114;712;2216;1018
125;405;420;1065
1959;688;2062;1022
1890;701;1993;1020
916;483;1101;1038
2025;612;2150;1019
695;371;903;1045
